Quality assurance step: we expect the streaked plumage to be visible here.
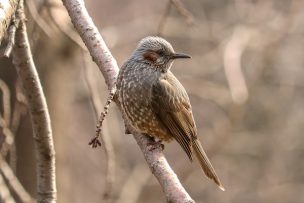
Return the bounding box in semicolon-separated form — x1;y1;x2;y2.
116;36;224;190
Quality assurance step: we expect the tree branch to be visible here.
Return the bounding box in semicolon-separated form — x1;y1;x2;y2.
12;1;57;202
61;0;194;202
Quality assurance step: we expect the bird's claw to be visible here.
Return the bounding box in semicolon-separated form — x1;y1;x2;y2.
147;140;164;151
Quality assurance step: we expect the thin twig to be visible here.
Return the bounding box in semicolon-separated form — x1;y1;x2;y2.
88;87;116;148
12;0;57;202
61;0;194;202
81;51;115;201
2;12;20;58
0;157;34;203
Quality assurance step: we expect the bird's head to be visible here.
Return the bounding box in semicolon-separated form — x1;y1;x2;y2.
131;36;191;72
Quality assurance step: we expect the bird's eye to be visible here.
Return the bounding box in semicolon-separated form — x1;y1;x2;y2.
157;50;165;55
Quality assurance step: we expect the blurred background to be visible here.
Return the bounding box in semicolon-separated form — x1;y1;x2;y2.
1;0;304;202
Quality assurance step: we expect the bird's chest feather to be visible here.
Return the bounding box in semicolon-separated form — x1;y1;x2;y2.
116;63;169;137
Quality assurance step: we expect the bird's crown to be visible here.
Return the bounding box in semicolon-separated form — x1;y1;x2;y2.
137;36;175;54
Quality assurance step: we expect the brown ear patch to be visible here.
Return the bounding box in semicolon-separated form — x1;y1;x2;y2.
143;51;159;62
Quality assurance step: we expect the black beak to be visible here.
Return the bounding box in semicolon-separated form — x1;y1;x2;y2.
171;52;191;59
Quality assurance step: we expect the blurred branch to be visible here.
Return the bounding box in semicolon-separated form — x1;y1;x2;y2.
158;0;194;35
0;79;27;174
61;0;194;202
170;0;194;25
47;6;87;50
0;157;34;203
116;163;151;203
25;0;54;37
0;0;19;44
0;80;13;154
82;51;115;202
0;173;15;203
0;80;11;126
224;26;250;104
11;80;27;133
12;0;57;202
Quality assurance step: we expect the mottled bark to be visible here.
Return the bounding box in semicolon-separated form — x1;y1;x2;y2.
12;10;57;203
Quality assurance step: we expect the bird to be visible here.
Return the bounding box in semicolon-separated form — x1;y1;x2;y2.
115;36;224;191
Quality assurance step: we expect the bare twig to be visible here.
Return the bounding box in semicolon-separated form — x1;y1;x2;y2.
12;0;57;202
81;51;115;201
88;87;116;148
2;12;20;58
0;0;19;44
0;157;34;203
61;0;194;202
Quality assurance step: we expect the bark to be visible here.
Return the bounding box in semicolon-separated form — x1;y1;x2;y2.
12;11;57;203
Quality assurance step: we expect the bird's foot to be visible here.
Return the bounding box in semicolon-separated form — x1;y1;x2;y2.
147;139;164;151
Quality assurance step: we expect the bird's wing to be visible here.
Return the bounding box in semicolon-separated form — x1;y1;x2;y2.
151;73;197;161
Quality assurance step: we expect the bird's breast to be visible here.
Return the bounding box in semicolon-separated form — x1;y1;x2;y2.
116;62;171;140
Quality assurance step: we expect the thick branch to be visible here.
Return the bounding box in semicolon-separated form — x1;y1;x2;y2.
12;3;57;202
61;0;194;202
0;0;18;44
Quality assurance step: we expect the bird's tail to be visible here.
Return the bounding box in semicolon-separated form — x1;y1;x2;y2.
193;138;225;191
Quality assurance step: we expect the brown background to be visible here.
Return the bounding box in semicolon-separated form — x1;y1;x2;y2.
1;0;304;202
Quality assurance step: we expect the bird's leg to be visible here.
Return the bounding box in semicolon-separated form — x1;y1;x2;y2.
146;136;164;151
